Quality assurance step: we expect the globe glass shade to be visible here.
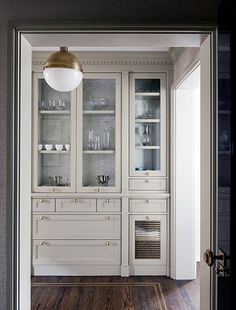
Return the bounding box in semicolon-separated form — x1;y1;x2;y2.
43;67;83;92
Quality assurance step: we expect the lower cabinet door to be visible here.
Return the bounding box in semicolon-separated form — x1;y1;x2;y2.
32;239;120;266
32;214;120;239
130;214;166;266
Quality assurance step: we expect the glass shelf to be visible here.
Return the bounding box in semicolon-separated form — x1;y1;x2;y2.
83;150;115;154
135;119;160;123
39;110;70;115
39;150;70;154
83;110;115;115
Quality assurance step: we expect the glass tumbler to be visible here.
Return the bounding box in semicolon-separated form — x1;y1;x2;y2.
102;131;110;150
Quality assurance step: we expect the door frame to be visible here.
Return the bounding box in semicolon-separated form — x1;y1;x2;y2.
7;24;217;310
170;33;216;310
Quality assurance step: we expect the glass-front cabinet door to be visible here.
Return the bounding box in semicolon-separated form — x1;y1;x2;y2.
77;73;121;192
130;73;166;177
32;73;76;192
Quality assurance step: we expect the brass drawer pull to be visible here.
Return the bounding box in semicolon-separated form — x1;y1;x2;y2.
145;216;150;221
145;200;151;204
145;179;150;183
40;241;47;246
107;199;111;203
97;188;101;192
106;216;111;221
74;199;79;203
106;241;112;246
40;216;47;220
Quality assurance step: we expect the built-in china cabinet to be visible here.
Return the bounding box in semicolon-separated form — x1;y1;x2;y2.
31;53;171;276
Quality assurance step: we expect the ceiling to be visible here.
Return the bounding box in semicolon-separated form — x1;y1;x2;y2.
23;33;206;51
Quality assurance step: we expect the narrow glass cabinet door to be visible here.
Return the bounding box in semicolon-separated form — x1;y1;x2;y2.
130;73;167;177
32;73;76;192
77;73;121;192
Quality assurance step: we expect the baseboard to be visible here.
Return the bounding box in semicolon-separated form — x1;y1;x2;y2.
32;265;121;276
129;265;167;276
120;265;129;277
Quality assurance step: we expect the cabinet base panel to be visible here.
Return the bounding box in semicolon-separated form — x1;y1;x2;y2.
129;265;167;276
32;265;121;276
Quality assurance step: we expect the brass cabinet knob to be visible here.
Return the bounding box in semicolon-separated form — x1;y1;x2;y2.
74;199;79;203
145;199;151;204
107;199;111;203
106;241;112;246
40;241;47;246
106;216;111;221
40;216;47;220
145;216;150;221
145;179;150;183
97;188;101;192
39;199;47;203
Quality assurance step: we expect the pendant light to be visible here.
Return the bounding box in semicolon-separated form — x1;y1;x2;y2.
43;47;83;92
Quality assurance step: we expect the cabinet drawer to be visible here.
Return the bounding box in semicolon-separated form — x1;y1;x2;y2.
97;199;121;212
56;199;96;212
32;239;120;266
130;199;167;213
32;214;120;239
129;178;167;191
32;199;55;212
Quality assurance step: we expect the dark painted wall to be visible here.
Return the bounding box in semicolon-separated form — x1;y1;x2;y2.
0;0;218;308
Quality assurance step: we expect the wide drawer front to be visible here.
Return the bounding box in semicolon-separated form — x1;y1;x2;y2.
129;178;167;191
97;199;121;212
56;199;96;212
32;214;120;239
32;239;120;266
130;199;167;213
32;199;55;212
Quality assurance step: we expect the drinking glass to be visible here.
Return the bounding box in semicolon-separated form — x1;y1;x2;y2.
102;130;110;150
88;130;95;150
94;135;101;150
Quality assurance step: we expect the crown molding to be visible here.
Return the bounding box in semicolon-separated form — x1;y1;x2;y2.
32;51;173;67
168;47;185;64
33;59;173;66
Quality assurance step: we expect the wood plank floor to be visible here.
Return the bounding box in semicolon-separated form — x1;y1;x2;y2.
31;272;199;310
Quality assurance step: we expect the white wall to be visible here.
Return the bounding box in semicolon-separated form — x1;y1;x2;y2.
174;66;200;279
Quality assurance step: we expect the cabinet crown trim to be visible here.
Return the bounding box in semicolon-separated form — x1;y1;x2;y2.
33;59;173;66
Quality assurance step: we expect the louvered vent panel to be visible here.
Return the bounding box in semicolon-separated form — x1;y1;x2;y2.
135;221;161;259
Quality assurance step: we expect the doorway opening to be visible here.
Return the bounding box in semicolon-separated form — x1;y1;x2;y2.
12;29;215;310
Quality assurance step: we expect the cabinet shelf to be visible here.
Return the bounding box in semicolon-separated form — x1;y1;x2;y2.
135;92;160;96
135;146;160;150
83;110;115;115
83;150;115;154
135;119;160;123
39;150;70;154
39;110;70;115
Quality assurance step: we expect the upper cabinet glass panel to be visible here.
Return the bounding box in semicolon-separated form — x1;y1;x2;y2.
33;73;76;192
130;73;166;177
77;73;121;192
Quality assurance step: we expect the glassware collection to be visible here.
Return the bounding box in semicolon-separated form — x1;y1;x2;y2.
40;99;70;111
38;143;70;152
87;97;108;110
48;175;70;187
87;130;110;150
